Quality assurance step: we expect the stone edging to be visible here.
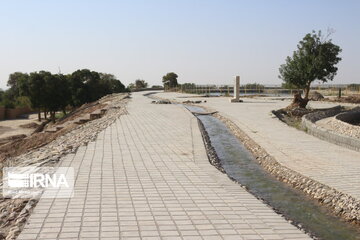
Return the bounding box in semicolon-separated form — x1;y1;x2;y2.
151;93;360;225
196;119;225;173
301;106;360;152
214;112;360;226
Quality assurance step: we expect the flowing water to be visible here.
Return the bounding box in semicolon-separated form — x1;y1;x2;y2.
185;105;360;240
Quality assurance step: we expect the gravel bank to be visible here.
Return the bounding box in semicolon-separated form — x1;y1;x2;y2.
0;93;129;240
215;112;360;226
317;117;360;139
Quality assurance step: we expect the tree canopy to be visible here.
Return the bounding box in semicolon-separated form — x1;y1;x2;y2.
162;72;178;89
1;69;126;121
127;79;148;90
135;79;148;89
279;30;342;104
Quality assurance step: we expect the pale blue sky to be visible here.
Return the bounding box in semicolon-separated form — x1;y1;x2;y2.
0;0;359;89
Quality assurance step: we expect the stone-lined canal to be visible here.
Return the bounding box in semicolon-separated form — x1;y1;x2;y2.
185;105;360;240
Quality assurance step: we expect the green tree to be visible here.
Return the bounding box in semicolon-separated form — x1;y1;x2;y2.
111;79;126;92
42;74;70;122
1;90;16;108
28;71;47;120
135;79;148;89
68;69;91;106
0;89;4;104
3;72;30;107
279;30;342;107
151;85;163;88
99;73;126;93
347;84;360;91
181;83;196;89
244;83;264;91
15;96;31;108
54;74;71;115
127;83;135;90
162;72;178;89
7;72;29;97
281;82;298;89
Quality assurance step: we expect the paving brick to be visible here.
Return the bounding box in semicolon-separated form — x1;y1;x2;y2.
17;92;311;239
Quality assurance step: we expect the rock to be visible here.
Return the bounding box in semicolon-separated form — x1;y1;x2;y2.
15;217;27;224
152;100;171;104
0;211;8;219
182;100;206;104
6;212;17;221
6;226;20;240
19;122;40;129
309;91;324;101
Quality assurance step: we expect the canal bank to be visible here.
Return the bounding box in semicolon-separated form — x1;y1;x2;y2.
154;91;360;223
180;103;360;240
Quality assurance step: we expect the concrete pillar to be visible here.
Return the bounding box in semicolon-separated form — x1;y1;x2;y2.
230;76;243;102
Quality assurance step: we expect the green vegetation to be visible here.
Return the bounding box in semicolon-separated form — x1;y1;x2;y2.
281;82;298;89
135;79;148;89
162;72;178;89
1;69;126;122
180;83;196;89
151;85;163;89
279;30;342;107
347;84;360;91
127;79;148;90
243;83;264;92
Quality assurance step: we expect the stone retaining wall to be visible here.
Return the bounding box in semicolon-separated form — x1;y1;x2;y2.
302;106;360;152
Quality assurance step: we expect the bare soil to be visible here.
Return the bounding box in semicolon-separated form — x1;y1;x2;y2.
272;108;314;130
325;95;360;104
0;101;108;163
0;114;39;139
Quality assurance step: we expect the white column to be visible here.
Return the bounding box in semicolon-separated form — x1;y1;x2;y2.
230;76;242;102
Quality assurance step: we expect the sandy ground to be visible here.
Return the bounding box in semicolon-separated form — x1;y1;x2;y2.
0;113;39;138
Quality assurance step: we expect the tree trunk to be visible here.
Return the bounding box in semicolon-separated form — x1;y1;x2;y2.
286;91;309;109
51;111;56;123
37;108;41;121
304;84;311;100
44;110;47;119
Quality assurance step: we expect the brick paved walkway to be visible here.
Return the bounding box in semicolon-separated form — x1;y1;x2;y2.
156;92;360;200
18;92;310;240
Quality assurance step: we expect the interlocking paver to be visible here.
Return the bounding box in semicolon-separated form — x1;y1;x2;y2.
18;92;310;239
157;91;360;201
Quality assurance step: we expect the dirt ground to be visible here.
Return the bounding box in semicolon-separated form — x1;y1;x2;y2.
0;94;125;164
324;95;360;104
0;113;40;138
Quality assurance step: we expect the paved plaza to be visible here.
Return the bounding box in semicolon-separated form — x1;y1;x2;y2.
18;92;310;240
157;92;360;200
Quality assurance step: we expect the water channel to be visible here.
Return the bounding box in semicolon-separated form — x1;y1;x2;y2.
185;105;360;240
